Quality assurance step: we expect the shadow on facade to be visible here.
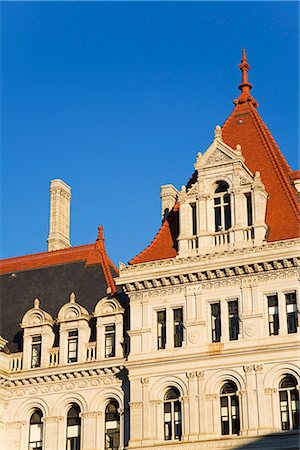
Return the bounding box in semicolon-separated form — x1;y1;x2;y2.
234;429;299;450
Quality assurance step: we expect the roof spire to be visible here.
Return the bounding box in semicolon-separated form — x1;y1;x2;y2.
234;49;258;108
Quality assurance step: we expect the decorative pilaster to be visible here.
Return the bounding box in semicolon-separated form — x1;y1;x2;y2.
44;416;64;450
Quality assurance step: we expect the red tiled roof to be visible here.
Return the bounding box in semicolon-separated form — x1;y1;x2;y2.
130;203;179;264
130;51;299;264
222;101;299;242
0;227;118;294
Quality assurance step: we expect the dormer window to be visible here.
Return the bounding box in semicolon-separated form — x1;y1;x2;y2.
68;330;78;363
214;181;231;232
31;335;42;368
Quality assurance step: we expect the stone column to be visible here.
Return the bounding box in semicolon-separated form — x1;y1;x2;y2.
5;421;26;450
181;396;190;440
44;416;64;450
186;372;198;439
128;402;143;447
254;364;266;433
140;377;150;443
81;412;99;450
243;365;257;433
118;408;124;450
196;370;206;437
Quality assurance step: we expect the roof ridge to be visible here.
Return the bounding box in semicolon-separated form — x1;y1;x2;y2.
248;103;299;220
0;244;94;265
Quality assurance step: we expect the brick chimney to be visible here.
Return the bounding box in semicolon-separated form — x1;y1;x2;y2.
47;179;71;251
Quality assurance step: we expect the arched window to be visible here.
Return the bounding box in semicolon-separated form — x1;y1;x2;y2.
105;400;120;450
66;404;81;450
279;375;299;430
29;409;43;450
214;181;231;232
220;381;240;435
164;387;182;441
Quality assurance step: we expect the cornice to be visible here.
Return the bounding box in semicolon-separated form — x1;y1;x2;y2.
117;239;299;288
119;254;299;294
0;364;124;390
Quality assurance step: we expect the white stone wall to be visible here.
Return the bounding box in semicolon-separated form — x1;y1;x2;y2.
117;237;300;449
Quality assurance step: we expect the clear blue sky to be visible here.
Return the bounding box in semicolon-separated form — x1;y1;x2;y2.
1;2;299;265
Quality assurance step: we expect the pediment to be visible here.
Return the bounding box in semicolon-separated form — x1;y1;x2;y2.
195;139;244;170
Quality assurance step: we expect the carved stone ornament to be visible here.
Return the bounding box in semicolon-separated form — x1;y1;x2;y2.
150;400;162;406
188;331;200;344
206;394;218;400
264;388;277;395
129;402;143;409
243;365;253;374
140;377;149;385
186;371;196;379
81;411;102;418
206;149;231;165
5;421;27;429
245;325;256;337
44;416;64;423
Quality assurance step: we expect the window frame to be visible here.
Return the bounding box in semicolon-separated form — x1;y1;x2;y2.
105;399;120;450
214;181;232;232
28;409;43;450
173;307;184;348
285;292;298;334
31;335;42;369
279;375;299;431
163;387;182;441
211;302;221;343
157;310;167;350
228;300;239;341
66;404;81;450
220;381;240;436
267;294;279;336
105;324;116;358
67;330;78;363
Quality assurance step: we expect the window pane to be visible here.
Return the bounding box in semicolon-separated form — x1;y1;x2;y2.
214;207;222;231
174;308;183;348
157;310;166;349
228;301;239;341
211;303;221;342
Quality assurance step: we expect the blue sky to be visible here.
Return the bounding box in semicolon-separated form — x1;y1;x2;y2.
1;1;299;264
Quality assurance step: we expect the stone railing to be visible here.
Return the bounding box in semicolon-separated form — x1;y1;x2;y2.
214;231;230;246
86;342;96;362
9;353;23;372
49;347;59;367
244;226;254;242
188;237;198;251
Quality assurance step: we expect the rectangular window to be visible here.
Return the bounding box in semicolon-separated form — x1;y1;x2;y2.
211;302;221;342
157;310;166;350
191;203;197;236
31;335;41;368
245;192;253;226
68;330;78;363
267;294;279;335
228;300;239;341
173;308;183;348
285;292;298;334
105;324;116;357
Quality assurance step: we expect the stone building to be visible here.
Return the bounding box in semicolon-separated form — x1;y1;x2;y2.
0;50;299;450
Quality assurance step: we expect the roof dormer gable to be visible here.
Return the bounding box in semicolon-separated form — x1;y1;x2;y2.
194;126;249;173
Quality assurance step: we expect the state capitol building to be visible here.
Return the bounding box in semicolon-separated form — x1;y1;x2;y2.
0;51;299;450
